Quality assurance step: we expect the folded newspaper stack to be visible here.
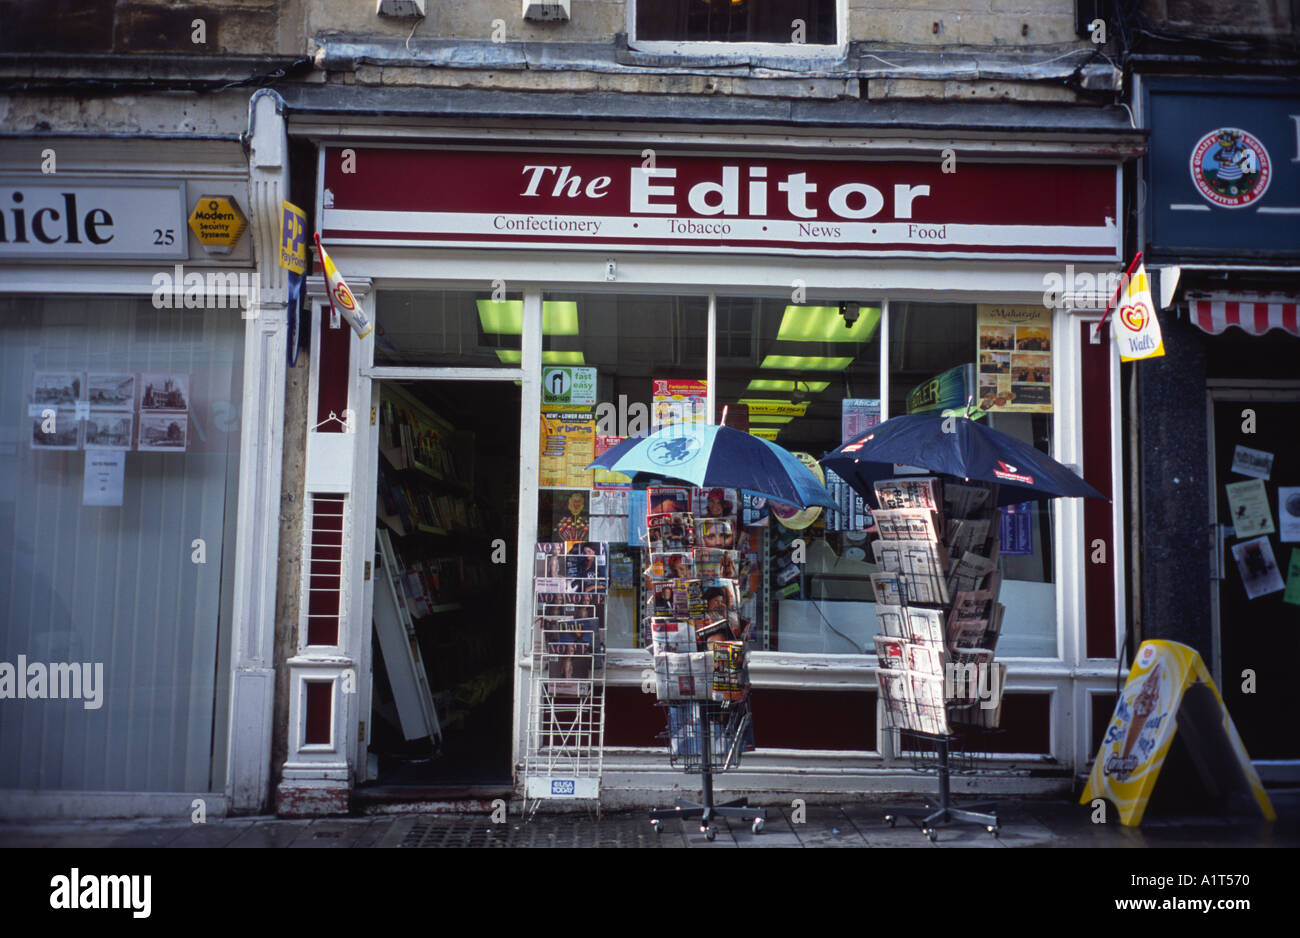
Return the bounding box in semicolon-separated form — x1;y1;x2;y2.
869;477;1007;734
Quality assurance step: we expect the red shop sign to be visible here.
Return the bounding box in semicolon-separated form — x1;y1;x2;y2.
321;146;1120;261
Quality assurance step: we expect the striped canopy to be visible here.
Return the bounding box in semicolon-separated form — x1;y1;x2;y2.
1190;294;1300;337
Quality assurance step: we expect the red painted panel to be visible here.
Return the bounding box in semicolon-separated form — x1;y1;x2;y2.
1081;321;1116;659
316;306;350;433
304;680;333;745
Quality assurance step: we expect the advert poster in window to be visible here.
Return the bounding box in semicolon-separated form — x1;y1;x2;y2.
976;305;1052;414
539;411;595;488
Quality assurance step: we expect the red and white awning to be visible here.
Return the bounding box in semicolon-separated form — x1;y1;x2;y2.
1190;294;1300;337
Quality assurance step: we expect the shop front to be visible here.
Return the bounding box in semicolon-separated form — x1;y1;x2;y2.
0;127;287;817
1134;76;1300;782
283;119;1141;810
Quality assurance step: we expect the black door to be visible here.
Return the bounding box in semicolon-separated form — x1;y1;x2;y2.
1212;397;1300;761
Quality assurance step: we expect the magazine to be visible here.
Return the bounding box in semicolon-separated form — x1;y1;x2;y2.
649;552;694;581
647;512;698;551
692;487;738;522
710;642;746;702
691;548;739;579
696;517;736;549
647;486;691;517
874;477;942;511
545;618;599;696
697;619;737;646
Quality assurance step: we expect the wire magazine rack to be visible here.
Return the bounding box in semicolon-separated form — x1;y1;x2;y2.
523;543;609;815
649;693;766;840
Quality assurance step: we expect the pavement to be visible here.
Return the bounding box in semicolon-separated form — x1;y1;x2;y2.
2;790;1297;848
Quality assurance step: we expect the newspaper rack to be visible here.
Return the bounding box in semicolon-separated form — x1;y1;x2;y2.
871;474;1007;841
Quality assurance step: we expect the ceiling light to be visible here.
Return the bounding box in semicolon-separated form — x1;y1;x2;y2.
495;349;585;364
477;300;579;335
760;354;853;371
777;305;881;343
746;379;830;393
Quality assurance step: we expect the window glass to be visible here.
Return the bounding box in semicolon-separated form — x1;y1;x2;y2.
0;296;243;790
536;293;708;649
635;0;837;44
374;289;525;368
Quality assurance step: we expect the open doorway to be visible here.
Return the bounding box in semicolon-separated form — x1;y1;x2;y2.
366;379;521;788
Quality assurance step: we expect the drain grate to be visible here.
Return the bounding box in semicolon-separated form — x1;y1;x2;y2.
398;815;668;848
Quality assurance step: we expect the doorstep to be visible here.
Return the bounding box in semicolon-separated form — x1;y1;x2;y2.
352;784;516;815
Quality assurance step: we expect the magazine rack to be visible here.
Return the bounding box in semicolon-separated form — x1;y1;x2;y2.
640;486;766;840
649;695;765;839
869;474;1008;841
523;542;609;814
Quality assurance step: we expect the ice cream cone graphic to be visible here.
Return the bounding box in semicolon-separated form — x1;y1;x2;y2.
1122;662;1162;759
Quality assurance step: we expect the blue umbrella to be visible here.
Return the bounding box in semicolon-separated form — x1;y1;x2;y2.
587;423;836;510
821;414;1107;506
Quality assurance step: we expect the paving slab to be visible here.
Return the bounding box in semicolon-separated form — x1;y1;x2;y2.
353;818;396;848
289;818;378;848
790;805;867;847
161;820;257;849
730;807;801;848
225;819;313;848
374;816;420;848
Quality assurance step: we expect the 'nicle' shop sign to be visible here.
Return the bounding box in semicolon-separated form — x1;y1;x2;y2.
320;146;1120;262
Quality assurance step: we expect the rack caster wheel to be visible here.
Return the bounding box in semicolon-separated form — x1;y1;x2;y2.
884;815;896;828
987;825;999;838
924;828;937;842
752;818;764;834
704;827;716;842
650;820;661;834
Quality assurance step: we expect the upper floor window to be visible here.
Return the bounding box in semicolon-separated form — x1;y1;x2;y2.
631;0;842;53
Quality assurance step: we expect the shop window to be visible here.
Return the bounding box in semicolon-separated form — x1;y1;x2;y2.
631;0;840;48
0;296;243;792
374;288;526;369
537;292;708;649
887;302;1058;658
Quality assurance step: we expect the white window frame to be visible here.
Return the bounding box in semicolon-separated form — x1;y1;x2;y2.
627;0;848;59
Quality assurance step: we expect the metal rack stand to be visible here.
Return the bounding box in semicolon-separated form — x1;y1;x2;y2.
881;727;1000;840
649;696;766;839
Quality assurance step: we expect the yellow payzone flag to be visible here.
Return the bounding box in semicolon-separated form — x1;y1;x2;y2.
314;233;372;338
1113;262;1163;361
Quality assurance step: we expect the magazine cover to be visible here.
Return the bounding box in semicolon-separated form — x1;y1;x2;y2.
647;512;698;551
696;517;736;548
647;486;691;516
692;487;738;521
710;642;746;702
545;618;599;696
649;552;694;580
690;548;739;579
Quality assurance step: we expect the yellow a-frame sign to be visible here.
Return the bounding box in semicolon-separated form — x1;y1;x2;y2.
1082;640;1275;826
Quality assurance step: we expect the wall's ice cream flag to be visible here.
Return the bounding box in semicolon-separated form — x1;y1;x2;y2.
314;233;372;339
1112;259;1164;362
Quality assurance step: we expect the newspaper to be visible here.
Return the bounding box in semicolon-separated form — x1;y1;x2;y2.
870;572;908;607
905;607;947;645
944;481;997;519
874;508;942;542
653;651;712;701
874;635;908;669
876;603;909;639
946;518;991;557
873;538;951;605
947;549;997;596
874;477;942;511
649;618;697;653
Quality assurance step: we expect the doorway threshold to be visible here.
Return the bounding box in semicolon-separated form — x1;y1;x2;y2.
354;783;516;815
